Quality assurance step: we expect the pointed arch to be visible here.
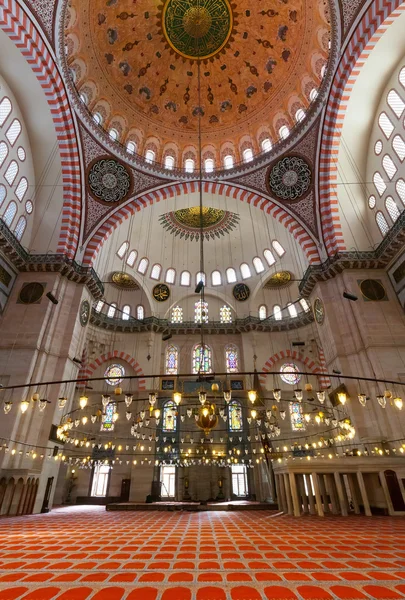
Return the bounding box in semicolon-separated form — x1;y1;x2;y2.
82;181;320;266
259;348;330;390
78;350;146;390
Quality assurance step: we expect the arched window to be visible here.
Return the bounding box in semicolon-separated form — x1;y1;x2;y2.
171;306;183;323
165;155;175;170
261;138;272;152
137;257;149;274
382;154;397;180
137;305;145;320
3;201;17;227
165;345;179;375
396;179;405;205
264;249;276;266
18;147;26;161
165;268;175;284
373;172;386;196
224;154;234;169
195;300;208;323
163;400;177;432
287;302;298;318
117;241;129;259
273;305;282;320
4;160;18;185
400;67;405;89
225;344;239;373
0;142;8;167
93;112;102;125
6;119;21;146
272;240;286;257
379;112;394;139
126;250;137;267
184;158;195;173
0;97;12;126
290;402;306;431
14;215;26;240
387;90;405;118
376;211;389;236
243;148;253;163
79;93;87;105
375;140;383;155
192;344;212;374
321;64;327;78
228;400;242;431
0;185;6;208
126;141;136;154
240;263;251;279
211;270;222;286
220;305;232;323
180;270;191;286
299;298;310;312
15;177;28;202
226;267;237;283
295;109;305;123
101;401;117;432
204;158;214;173
393;135;405;161
107;303;117;318
95;300;104;313
385;197;401;222
109;128;119;141
368;195;376;209
279;125;289;140
309;88;318;102
253;257;265;273
259;305;267;320
196;272;206;286
122;305;131;320
150;264;161;280
145;149;155;163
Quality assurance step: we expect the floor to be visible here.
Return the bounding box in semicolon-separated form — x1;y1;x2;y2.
0;506;404;600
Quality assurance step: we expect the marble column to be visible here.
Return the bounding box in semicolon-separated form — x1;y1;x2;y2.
325;474;339;515
278;474;287;513
357;472;372;516
379;471;394;515
318;473;330;513
305;473;316;515
312;473;324;517
283;473;293;515
298;474;309;513
334;472;348;516
346;473;360;514
289;472;301;517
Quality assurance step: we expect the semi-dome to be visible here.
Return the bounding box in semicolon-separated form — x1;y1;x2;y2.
64;0;331;169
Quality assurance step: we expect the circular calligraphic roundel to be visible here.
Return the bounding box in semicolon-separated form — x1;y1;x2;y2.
162;0;233;60
269;156;312;200
153;283;171;302
233;283;250;302
313;297;325;325
88;159;131;203
80;300;90;326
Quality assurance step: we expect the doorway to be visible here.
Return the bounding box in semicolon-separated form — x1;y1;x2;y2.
120;478;130;502
231;465;249;497
41;477;54;513
160;466;176;498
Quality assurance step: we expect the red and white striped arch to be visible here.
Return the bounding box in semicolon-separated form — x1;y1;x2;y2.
259;348;330;390
0;0;81;258
318;0;405;256
79;350;146;391
82;181;320;266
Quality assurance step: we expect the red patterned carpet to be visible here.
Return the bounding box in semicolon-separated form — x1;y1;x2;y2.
0;506;404;600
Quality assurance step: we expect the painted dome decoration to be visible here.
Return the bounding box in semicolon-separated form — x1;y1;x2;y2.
268;156;311;200
159;206;240;240
88;159;132;203
64;0;331;168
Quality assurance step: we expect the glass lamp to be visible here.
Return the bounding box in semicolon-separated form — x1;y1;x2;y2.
4;402;12;414
58;397;67;409
149;392;157;406
394;397;403;410
125;395;133;407
316;391;325;404
199;391;207;405
248;390;257;404
337;391;347;405
358;393;367;407
20;399;30;414
251;409;257;419
173;392;182;405
79;395;88;409
377;395;386;408
223;390;232;403
272;389;281;401
294;389;303;402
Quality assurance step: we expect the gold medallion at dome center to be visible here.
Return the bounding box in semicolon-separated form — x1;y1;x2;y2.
163;0;233;60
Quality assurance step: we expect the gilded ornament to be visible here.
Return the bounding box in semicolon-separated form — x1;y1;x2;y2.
269;156;311;200
111;272;139;290
264;271;292;289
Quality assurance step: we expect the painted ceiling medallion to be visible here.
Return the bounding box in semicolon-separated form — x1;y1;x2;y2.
264;271;293;289
159;206;239;241
268;156;311;200
162;0;233;60
111;272;139;290
88;159;131;203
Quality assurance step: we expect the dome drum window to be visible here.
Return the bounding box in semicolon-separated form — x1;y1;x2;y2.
0;97;12;127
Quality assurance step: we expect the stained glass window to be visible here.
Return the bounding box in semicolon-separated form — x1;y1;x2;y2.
220;305;232;323
229;400;243;431
192;344;212;374
165;345;178;375
195;300;208;323
225;344;239;373
289;402;306;432
171;306;183;323
280;363;301;385
104;364;125;386
101;401;117;431
163;400;177;432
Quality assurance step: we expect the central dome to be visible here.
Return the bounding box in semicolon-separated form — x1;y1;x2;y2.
65;0;331;168
163;0;233;59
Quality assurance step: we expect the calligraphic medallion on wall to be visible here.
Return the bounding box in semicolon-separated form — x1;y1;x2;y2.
153;283;171;302
233;283;250;302
88;158;132;203
161;0;233;60
313;297;325;325
79;300;90;326
268;156;311;201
